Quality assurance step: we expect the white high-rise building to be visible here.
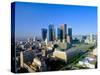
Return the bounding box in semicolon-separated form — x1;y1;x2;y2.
20;51;24;68
85;34;96;44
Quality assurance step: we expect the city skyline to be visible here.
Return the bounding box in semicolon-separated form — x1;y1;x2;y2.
11;2;97;73
15;2;97;39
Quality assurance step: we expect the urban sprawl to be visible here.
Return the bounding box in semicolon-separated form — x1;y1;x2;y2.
15;24;97;73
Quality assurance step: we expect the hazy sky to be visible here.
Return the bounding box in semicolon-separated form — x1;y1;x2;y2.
14;2;97;39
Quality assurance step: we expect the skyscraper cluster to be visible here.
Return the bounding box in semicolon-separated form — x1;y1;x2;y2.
41;24;72;44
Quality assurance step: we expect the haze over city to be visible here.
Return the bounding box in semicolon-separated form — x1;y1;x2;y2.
15;2;97;39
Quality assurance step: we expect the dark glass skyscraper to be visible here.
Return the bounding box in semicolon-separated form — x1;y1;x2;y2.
57;28;63;42
57;28;60;40
41;28;47;41
48;25;55;41
64;24;67;41
68;28;72;43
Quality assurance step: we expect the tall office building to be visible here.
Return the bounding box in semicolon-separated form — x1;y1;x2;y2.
57;28;60;40
60;24;67;42
89;34;95;43
41;28;47;41
67;35;71;44
68;28;72;43
20;51;24;68
85;34;96;44
48;25;56;41
57;28;63;42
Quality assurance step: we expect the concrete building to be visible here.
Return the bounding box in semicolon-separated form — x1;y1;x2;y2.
58;42;67;50
53;49;83;63
20;51;24;68
78;56;96;68
67;35;71;44
92;48;97;56
32;57;47;71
